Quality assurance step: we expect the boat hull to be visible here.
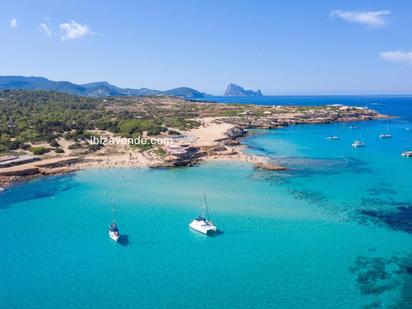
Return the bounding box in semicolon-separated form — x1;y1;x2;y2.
109;231;120;242
352;140;365;148
327;136;340;140
402;151;412;158
189;220;217;236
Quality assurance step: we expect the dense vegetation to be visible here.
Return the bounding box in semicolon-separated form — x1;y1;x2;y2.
0;90;200;154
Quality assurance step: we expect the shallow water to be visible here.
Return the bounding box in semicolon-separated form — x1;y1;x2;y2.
1;96;412;308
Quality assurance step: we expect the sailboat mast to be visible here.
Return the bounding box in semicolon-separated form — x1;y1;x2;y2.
112;204;116;223
358;126;363;142
203;193;210;221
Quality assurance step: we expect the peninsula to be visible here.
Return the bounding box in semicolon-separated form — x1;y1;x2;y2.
0;90;386;188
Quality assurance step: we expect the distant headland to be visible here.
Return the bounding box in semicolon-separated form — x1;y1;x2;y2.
0;76;264;99
0;76;210;98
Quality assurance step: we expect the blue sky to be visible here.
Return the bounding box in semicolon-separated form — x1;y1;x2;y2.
0;0;411;94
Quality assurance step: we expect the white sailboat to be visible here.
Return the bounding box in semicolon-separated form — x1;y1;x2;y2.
189;194;217;236
109;204;120;242
352;127;366;148
379;134;392;138
379;121;392;139
327;123;340;140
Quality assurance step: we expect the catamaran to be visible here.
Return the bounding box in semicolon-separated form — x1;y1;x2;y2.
189;194;217;236
402;150;412;158
352;140;365;148
108;205;120;242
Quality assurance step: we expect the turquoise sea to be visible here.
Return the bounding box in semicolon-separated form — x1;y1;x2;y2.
1;96;412;308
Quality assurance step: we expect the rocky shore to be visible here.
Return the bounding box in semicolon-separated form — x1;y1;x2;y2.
219;105;386;129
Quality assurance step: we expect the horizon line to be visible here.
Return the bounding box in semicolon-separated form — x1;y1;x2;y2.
1;74;411;97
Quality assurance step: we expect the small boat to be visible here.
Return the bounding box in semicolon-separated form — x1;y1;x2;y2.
109;222;120;241
327;123;340;140
108;204;120;242
327;136;340;140
379;121;392;138
352;140;365;148
401;151;412;158
379;134;392;139
350;126;358;129
189;194;217;236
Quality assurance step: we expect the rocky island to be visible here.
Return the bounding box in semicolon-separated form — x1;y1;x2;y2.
223;83;263;96
0;90;386;189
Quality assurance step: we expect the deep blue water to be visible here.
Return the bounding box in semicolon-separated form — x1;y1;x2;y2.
198;95;412;121
1;96;412;308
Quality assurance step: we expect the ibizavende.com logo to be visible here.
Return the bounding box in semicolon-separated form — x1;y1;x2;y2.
88;136;174;146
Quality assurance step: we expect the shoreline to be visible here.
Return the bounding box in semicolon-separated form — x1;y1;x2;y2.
0;105;387;190
0;151;276;190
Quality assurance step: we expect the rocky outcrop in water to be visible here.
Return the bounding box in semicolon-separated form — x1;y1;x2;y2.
226;126;247;139
255;162;288;171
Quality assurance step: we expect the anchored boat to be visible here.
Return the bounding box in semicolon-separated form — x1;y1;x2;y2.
352;127;366;148
352;140;365;148
109;205;120;242
327;136;340;140
328;123;340;140
109;222;120;242
401;151;412;158
327;123;340;140
189;194;217;236
379;121;392;139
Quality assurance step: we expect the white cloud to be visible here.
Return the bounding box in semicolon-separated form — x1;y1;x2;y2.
10;18;17;28
40;22;54;36
59;20;93;40
331;10;390;28
380;50;412;64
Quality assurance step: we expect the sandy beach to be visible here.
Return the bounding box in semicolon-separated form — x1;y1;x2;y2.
0;118;269;188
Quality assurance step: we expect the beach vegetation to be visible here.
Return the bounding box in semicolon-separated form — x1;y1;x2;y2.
30;146;50;155
0;90;200;153
153;147;167;158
